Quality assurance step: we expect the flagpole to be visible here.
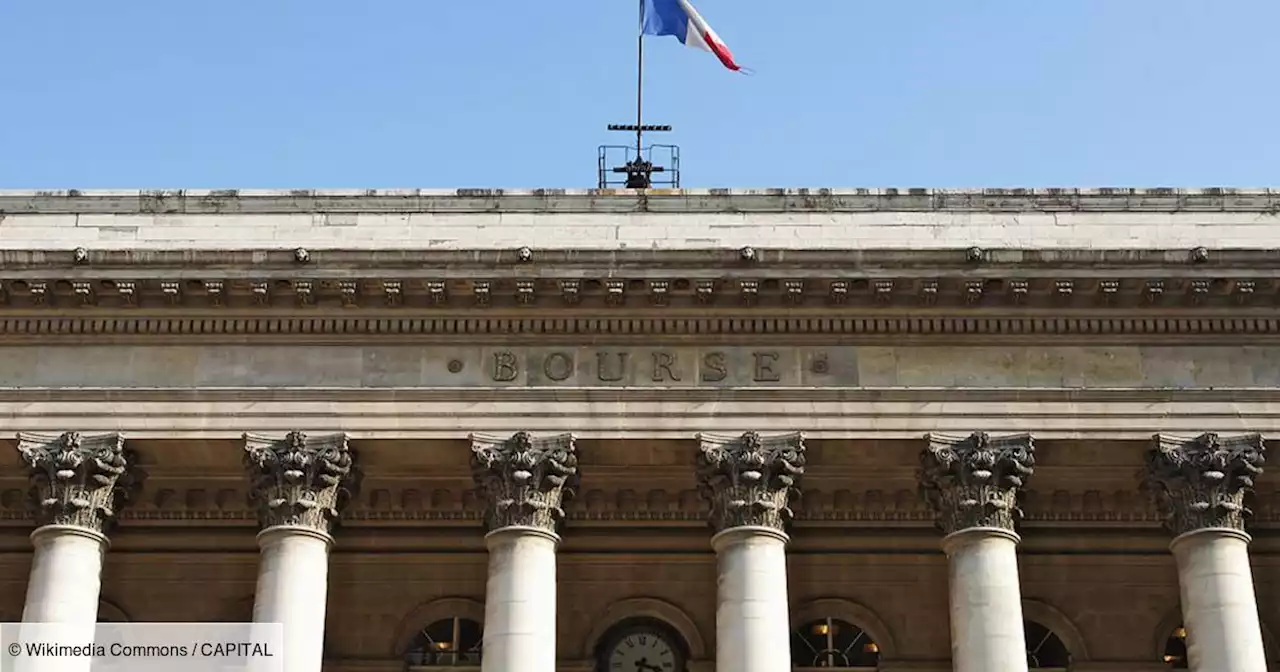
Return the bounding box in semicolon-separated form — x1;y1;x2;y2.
636;0;644;160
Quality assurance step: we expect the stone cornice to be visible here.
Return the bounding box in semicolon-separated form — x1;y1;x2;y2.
3;187;1278;214
2;248;1279;320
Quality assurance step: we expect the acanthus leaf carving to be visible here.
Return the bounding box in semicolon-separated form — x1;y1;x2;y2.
695;431;806;534
1142;432;1265;535
918;431;1035;535
470;431;579;534
17;431;144;535
243;431;360;535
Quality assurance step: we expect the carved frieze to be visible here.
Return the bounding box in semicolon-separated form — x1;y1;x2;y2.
470;432;579;534
1143;432;1266;535
695;431;806;534
16;431;144;534
243;431;360;534
919;432;1036;535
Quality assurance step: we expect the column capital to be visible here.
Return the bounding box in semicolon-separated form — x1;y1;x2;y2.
470;431;579;534
243;431;360;535
1143;432;1265;536
696;431;806;534
17;431;144;535
919;431;1035;535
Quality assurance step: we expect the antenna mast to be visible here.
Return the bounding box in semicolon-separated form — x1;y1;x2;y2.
598;0;680;189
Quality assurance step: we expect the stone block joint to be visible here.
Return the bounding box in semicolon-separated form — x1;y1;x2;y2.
243;431;360;535
16;431;144;535
919;431;1035;535
696;431;806;534
470;431;579;534
1143;432;1265;536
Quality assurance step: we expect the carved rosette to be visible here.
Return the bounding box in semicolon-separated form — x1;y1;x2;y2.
17;431;144;535
243;432;360;535
919;432;1035;535
696;431;806;534
1143;432;1266;536
470;432;579;534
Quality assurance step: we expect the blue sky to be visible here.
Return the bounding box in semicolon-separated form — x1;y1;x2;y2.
2;0;1278;189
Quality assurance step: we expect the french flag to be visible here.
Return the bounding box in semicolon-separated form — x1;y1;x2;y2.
642;0;744;73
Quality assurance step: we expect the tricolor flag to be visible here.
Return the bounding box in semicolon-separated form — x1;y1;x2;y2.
641;0;745;72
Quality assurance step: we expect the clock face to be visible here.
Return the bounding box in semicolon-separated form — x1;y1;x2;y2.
605;629;681;672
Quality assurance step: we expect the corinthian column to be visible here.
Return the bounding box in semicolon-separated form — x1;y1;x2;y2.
17;432;142;625
470;432;578;672
919;432;1035;672
1144;432;1268;672
696;431;805;672
244;432;359;672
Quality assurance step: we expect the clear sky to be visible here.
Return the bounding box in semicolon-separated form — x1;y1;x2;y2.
2;0;1278;189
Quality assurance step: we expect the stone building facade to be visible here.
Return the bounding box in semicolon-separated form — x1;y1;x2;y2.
0;188;1276;672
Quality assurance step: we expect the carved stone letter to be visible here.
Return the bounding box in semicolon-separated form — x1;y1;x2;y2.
919;432;1035;535
17;431;143;535
243;431;360;535
696;431;806;534
470;432;579;534
1143;432;1265;536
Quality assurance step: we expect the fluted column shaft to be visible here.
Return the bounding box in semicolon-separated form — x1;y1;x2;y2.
245;432;359;672
920;432;1035;672
697;431;805;672
1145;433;1268;672
471;432;578;672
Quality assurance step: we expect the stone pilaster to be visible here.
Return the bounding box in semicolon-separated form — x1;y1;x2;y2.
1144;432;1268;672
919;431;1036;672
1143;432;1265;535
17;431;144;535
695;431;806;534
919;431;1035;535
243;431;359;535
470;431;579;533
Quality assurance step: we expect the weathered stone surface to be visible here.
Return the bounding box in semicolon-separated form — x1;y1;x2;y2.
470;432;579;534
2;189;1278;251
919;432;1035;535
5;345;1280;389
16;431;143;534
1143;432;1266;535
696;431;806;533
243;431;360;534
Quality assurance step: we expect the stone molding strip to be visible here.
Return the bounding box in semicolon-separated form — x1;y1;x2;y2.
0;391;1279;439
3;188;1279;214
1;316;1280;342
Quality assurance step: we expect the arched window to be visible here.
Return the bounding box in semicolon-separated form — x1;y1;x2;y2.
1025;620;1071;669
791;617;880;669
404;617;482;667
1162;625;1188;669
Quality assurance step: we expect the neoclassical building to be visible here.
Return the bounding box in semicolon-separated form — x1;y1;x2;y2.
0;188;1276;672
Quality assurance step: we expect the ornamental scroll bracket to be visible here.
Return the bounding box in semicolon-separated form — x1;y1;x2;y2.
243;431;361;535
470;431;579;534
1142;432;1266;536
695;431;806;534
918;431;1036;535
17;431;145;535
